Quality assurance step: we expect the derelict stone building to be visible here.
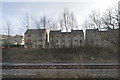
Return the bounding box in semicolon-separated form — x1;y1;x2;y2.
24;28;118;48
49;30;61;48
85;29;118;47
49;30;84;48
24;29;47;48
71;30;84;47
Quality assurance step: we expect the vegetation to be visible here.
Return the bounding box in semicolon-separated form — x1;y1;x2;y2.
2;42;23;48
3;71;118;78
2;46;118;63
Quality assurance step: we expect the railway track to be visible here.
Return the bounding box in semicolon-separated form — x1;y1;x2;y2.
1;63;119;69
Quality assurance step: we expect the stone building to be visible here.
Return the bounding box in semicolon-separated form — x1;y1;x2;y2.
85;29;118;47
24;28;118;48
61;32;71;48
71;30;84;47
24;29;47;48
49;30;84;48
49;30;61;48
85;29;99;46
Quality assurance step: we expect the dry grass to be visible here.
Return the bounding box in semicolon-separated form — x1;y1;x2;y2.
2;46;118;63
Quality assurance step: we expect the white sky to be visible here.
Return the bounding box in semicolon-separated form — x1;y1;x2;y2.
0;0;119;35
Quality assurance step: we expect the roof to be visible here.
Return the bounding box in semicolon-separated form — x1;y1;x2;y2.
71;30;84;34
107;28;119;32
50;30;61;35
86;29;99;34
50;30;84;35
14;34;23;38
86;29;118;33
24;29;46;34
86;29;98;31
61;32;71;35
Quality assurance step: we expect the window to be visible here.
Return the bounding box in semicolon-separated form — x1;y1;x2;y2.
62;40;65;43
75;40;77;42
28;35;31;37
62;44;65;47
57;35;59;37
80;40;82;43
38;39;42;42
51;36;53;38
34;40;36;42
56;40;59;42
39;45;42;48
68;40;71;42
28;40;31;42
38;34;42;36
119;11;120;15
56;45;59;48
74;35;77;37
40;40;42;42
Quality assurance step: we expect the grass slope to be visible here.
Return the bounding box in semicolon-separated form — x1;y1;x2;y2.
2;46;118;63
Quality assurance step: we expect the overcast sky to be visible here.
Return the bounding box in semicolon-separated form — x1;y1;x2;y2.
0;0;119;35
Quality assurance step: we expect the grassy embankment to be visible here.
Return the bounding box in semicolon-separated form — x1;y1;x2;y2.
2;46;118;63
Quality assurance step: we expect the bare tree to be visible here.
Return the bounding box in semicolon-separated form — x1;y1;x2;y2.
89;10;102;29
82;19;94;29
40;16;50;29
83;5;118;30
70;12;78;30
33;17;41;29
101;6;118;29
49;19;58;30
100;6;118;46
59;19;63;31
82;10;101;30
3;22;12;47
63;9;68;32
34;16;50;29
21;12;30;29
82;5;119;47
59;8;78;32
4;22;11;37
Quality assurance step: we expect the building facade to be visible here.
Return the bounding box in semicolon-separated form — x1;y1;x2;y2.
85;29;118;47
24;29;47;48
24;28;118;48
61;32;72;48
71;30;84;47
49;30;84;48
49;30;61;48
